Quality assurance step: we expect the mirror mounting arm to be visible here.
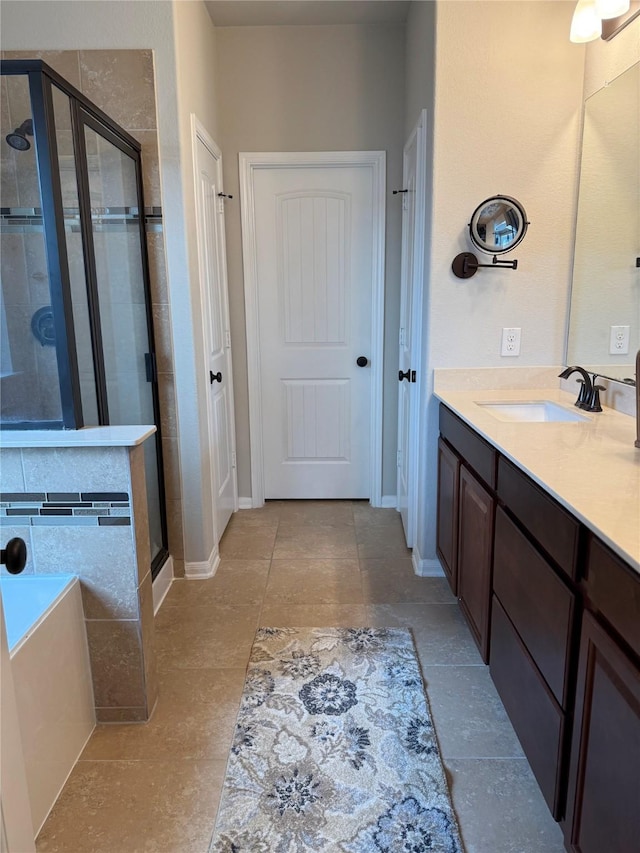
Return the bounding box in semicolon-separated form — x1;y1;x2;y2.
451;252;518;279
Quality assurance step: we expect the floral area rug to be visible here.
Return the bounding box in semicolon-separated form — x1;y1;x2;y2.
208;627;463;853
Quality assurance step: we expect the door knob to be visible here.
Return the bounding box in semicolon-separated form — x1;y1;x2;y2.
356;356;369;367
398;369;411;382
1;537;27;575
210;371;222;383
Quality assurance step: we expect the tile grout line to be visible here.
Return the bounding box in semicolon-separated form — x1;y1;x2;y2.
256;510;278;630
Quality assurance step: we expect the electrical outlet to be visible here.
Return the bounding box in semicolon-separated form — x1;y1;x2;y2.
501;327;521;357
609;325;630;355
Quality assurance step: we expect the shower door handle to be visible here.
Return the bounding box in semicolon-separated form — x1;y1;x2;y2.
1;537;27;575
145;352;157;383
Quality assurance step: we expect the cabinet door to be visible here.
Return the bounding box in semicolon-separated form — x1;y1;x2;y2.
457;465;495;662
490;597;565;818
565;612;640;852
436;438;460;594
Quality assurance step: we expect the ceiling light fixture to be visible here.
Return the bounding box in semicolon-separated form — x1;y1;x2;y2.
570;0;603;42
595;0;630;19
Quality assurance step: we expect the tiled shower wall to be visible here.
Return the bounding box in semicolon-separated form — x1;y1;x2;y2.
0;442;158;722
1;49;185;576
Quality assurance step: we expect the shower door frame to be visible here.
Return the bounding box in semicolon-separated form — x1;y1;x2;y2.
0;59;168;577
2;62;84;428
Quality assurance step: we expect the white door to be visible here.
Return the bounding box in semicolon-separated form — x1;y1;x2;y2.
194;124;237;539
243;154;385;501
397;111;427;546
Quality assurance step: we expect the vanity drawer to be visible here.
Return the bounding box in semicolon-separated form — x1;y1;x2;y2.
439;406;497;490
497;457;580;581
583;536;640;659
493;508;575;707
490;597;565;819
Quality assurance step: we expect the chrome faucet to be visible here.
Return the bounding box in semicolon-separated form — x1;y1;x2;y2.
559;366;594;410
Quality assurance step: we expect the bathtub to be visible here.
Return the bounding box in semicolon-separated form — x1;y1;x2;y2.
0;575;95;835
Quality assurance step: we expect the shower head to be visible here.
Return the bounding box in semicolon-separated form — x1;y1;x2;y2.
5;118;33;151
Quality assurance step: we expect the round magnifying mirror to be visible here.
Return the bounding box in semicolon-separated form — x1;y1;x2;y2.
469;195;528;255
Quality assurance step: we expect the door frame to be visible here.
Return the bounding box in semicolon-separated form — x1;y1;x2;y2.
239;150;386;507
397;109;428;548
191;115;239;548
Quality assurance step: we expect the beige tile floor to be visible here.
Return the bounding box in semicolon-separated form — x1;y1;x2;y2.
36;501;566;853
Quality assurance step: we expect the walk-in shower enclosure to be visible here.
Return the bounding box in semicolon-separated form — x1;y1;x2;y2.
0;60;167;574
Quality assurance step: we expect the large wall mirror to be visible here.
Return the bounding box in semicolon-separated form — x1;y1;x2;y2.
566;60;639;383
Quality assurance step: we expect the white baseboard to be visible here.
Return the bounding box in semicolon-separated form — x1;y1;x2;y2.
185;545;220;579
240;496;398;510
152;555;174;614
411;546;445;578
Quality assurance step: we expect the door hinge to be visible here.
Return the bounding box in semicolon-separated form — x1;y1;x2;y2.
225;329;231;348
399;327;405;348
402;194;408;211
231;450;237;468
397;449;402;469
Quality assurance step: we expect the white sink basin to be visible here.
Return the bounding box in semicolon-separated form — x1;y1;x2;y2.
475;400;590;423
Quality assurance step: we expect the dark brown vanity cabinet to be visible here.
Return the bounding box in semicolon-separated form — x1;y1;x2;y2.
457;466;495;662
491;503;576;819
564;539;640;853
436;403;640;842
437;407;496;663
436;437;460;594
564;612;640;853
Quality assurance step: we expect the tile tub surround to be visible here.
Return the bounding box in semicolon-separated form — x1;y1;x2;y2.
0;491;131;526
3;576;95;835
432;382;639;572
0;427;159;721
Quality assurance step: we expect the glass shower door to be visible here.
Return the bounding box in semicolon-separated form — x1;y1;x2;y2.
80;114;166;567
0;73;65;424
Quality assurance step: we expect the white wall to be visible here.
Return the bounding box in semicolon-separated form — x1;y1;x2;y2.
170;0;222;566
215;24;406;499
406;0;585;565
584;9;640;96
0;0;221;567
405;0;435;139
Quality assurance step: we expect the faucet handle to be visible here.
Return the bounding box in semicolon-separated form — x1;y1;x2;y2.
588;383;605;413
575;378;589;408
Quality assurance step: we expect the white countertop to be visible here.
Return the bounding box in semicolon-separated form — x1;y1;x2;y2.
433;386;640;573
0;425;156;448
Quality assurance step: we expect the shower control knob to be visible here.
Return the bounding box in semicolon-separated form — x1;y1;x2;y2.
1;537;27;575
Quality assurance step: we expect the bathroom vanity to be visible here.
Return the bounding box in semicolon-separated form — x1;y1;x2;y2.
434;386;639;851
